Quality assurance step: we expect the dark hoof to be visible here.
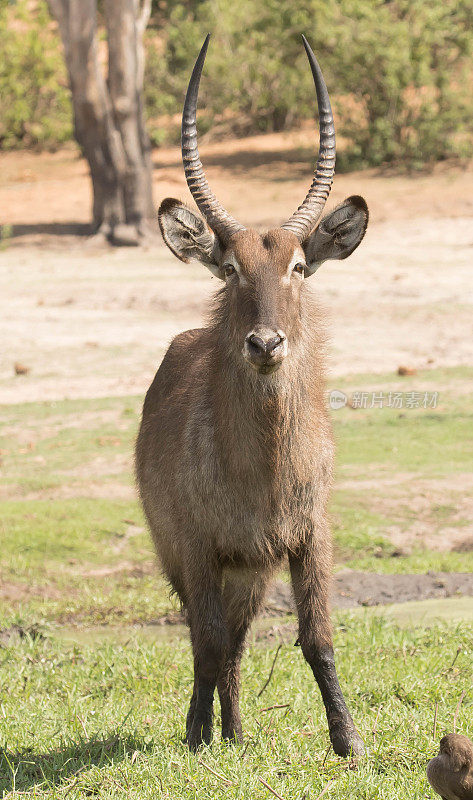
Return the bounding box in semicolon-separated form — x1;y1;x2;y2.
330;726;365;758
186;733;209;752
221;727;243;745
186;718;213;752
186;735;204;752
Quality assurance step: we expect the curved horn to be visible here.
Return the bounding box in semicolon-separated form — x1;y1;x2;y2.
281;36;336;241
181;34;244;242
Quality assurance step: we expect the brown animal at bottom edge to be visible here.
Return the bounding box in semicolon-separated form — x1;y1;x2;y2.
427;734;473;800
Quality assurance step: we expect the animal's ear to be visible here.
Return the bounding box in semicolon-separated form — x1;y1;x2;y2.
158;198;223;278
303;195;369;276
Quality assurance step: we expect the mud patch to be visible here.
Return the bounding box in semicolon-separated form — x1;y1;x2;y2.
329;570;473;609
151;572;473;625
0;623;45;646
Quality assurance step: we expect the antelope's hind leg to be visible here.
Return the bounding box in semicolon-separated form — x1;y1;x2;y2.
217;571;269;743
289;537;364;758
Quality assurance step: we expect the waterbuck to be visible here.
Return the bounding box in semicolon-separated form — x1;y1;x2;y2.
136;35;368;755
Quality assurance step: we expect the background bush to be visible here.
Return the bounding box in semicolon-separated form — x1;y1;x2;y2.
1;0;472;168
0;0;72;149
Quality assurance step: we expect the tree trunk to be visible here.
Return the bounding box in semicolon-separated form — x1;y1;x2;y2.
48;0;153;244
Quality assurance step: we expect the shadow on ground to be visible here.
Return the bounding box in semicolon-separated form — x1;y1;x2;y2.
152;144;368;176
153;145;316;175
0;733;153;793
8;222;92;239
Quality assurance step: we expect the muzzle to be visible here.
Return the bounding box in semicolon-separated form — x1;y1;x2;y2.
243;327;288;374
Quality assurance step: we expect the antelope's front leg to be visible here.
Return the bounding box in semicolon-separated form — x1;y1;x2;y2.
184;550;228;751
288;537;364;757
217;571;270;743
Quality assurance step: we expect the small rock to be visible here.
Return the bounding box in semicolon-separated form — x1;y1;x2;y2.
397;365;417;376
14;362;29;375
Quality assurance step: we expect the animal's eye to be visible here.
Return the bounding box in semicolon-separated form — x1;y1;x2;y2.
223;264;236;278
293;262;305;276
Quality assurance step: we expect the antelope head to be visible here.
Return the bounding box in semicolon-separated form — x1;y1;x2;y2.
159;35;369;376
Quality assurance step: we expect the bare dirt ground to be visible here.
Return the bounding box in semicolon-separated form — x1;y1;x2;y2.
0;135;472;573
337;473;473;555
1;135;472;404
266;572;473;613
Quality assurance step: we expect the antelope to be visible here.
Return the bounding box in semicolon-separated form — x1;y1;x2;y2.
136;34;368;755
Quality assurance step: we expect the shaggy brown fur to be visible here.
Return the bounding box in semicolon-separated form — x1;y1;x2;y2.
427;734;473;800
136;200;368;754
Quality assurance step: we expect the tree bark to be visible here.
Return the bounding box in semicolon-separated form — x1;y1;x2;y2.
48;0;153;244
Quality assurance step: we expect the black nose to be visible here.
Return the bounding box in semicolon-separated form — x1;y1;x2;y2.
246;333;283;359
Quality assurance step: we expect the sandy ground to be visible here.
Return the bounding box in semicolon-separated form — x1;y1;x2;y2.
1;137;472;404
0;136;472;564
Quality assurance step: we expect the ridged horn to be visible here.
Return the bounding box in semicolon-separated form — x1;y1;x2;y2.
281;36;336;241
181;34;244;242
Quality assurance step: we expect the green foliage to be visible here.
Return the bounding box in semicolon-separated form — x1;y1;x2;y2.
1;0;472;166
145;0;473;167
0;0;72;149
329;0;473;168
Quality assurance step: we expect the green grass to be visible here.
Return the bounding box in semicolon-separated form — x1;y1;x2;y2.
0;396;138;495
1;366;472;797
329;365;473;572
333;366;473;474
331;491;473;573
369;597;473;626
336;409;473;473
0;615;471;799
0;498;179;627
1;366;472;628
